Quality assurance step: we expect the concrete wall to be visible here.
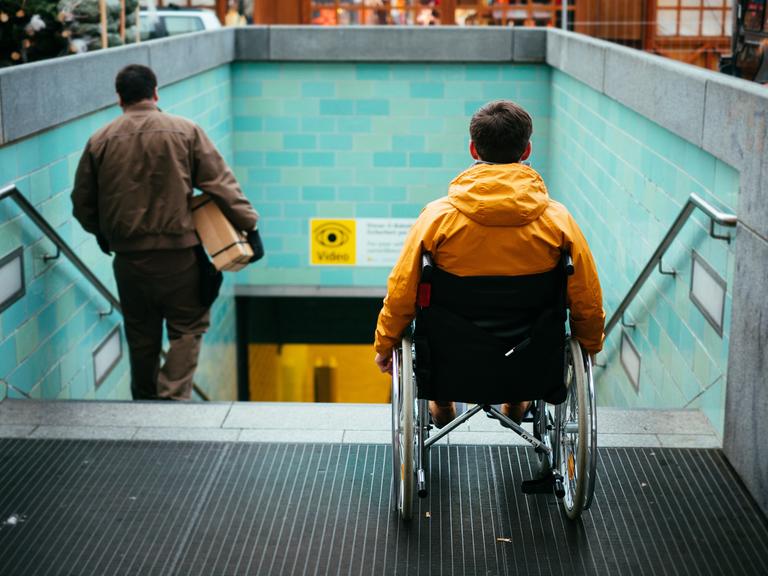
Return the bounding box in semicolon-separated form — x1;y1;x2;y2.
547;29;768;513
548;69;738;434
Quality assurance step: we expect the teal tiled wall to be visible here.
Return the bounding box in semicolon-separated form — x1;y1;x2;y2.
0;66;235;401
230;62;552;288
548;70;738;435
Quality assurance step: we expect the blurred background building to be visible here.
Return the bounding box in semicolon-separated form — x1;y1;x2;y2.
3;1;767;81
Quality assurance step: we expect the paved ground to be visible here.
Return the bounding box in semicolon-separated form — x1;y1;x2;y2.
0;400;720;448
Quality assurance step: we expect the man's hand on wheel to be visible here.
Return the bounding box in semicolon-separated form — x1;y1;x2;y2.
375;353;392;375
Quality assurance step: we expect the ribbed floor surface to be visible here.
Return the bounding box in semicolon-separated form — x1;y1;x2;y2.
0;439;766;576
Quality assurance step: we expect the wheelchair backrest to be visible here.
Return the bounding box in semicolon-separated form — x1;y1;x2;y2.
413;252;571;404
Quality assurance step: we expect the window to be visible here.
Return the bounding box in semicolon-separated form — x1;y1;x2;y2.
744;0;766;32
310;1;436;26
307;0;573;27
456;1;572;27
656;0;731;37
163;15;206;35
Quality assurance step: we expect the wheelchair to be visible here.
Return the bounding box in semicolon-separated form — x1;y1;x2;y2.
391;252;597;521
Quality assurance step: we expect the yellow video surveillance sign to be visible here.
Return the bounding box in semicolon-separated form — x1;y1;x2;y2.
310;219;357;265
310;218;415;267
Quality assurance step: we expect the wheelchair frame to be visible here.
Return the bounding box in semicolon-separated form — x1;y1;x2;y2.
391;332;597;521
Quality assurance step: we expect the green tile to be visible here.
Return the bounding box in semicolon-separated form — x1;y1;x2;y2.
337;117;372;133
302;186;335;201
356;100;389;116
410;83;444;99
303;152;335;167
317;169;355;186
356;64;390;80
233;82;262;97
265;152;300;167
318;134;353;150
302;81;335;97
410;153;442;168
336;81;373;98
389;100;428;117
29;168;52;205
335;151;374;168
370;81;410;98
374;152;407;168
264;117;299;132
352;135;388;152
15;319;39;363
301;117;336;133
466;65;500;81
393;135;425;152
320;100;355;115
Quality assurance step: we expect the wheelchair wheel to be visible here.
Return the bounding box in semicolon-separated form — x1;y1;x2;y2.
556;338;596;519
391;335;415;521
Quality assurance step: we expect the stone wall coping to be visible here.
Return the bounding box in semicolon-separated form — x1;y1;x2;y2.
2;25;766;155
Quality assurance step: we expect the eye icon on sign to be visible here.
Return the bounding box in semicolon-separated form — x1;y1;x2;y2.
315;223;351;248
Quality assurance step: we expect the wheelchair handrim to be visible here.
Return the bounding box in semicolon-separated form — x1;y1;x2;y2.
560;339;588;518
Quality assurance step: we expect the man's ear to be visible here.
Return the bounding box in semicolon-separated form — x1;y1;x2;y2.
117;93;124;108
520;141;532;162
153;86;159;102
469;140;480;160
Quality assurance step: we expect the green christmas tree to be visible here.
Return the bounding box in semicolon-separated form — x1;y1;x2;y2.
0;0;68;66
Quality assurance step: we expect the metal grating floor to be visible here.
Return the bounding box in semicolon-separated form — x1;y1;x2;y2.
0;439;766;576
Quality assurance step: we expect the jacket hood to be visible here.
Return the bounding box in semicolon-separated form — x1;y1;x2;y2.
447;163;549;227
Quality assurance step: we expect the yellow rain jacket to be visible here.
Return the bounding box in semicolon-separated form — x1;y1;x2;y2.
374;163;605;356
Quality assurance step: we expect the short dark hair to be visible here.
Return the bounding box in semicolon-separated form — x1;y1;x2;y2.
115;65;157;106
469;100;533;164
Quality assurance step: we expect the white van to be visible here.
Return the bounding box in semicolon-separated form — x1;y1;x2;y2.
140;8;221;40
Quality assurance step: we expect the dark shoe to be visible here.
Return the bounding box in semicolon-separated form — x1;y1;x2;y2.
521;469;555;494
429;400;456;428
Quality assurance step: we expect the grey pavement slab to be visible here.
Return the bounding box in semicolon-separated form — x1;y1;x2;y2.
598;433;662;448
341;430;391;444
223;402;390;430
597;407;717;435
658;434;721;449
0;425;36;438
0;400;721;448
238;429;343;443
0;399;233;428
132;427;241;442
30;425;137;440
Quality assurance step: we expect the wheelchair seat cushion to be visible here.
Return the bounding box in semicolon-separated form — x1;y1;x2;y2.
413;265;568;405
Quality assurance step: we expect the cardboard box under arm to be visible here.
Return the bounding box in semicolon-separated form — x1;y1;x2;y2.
191;194;253;272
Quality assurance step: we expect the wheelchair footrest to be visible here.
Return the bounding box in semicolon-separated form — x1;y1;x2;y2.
520;470;564;498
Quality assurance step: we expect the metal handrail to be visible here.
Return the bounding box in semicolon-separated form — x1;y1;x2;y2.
0;184;210;402
604;193;738;338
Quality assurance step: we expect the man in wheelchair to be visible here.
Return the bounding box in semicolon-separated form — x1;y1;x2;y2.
373;99;605;428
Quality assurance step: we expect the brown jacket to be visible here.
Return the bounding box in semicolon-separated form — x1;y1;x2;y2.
375;162;605;356
72;101;258;252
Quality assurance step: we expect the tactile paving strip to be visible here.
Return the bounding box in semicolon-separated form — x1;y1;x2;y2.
0;439;766;576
